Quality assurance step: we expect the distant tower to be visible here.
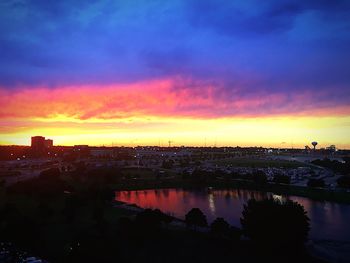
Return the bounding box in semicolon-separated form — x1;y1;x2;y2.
311;141;318;151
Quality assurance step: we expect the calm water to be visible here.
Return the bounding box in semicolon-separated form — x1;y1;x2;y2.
115;188;350;241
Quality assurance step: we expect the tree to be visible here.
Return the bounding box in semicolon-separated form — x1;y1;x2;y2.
185;208;208;228
241;198;310;249
210;217;230;236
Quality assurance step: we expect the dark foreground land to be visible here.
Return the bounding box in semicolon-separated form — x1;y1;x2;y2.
0;166;330;263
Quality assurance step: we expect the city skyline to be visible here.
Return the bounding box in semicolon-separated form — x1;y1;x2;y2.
1;1;350;148
0;134;343;150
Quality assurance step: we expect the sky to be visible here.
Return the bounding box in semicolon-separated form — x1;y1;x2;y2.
0;0;350;148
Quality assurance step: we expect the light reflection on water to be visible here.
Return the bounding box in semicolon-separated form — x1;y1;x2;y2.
115;188;350;241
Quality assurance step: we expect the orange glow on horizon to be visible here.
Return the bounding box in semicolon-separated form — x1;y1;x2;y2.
1;115;350;149
1;78;350;149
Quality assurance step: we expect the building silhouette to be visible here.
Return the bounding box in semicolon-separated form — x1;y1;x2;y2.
31;136;53;156
45;139;53;148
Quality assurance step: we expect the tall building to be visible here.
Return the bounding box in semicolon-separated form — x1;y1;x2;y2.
31;136;46;152
45;139;53;148
31;136;53;156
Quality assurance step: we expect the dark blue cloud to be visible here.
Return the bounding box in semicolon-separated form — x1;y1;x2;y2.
185;0;350;37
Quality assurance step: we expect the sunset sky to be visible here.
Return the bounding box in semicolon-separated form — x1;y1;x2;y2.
1;0;350;148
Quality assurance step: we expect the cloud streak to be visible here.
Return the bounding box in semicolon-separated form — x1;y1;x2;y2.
1;77;349;121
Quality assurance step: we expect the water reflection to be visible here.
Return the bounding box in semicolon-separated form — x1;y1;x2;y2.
272;194;284;202
208;193;216;215
115;188;350;242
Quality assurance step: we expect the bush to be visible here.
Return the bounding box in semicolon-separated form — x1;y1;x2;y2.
241;198;310;249
185;208;208;228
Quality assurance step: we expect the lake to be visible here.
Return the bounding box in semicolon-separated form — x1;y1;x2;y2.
115;188;350;242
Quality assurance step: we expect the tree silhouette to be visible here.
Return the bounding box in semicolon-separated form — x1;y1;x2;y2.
241;198;310;250
210;217;230;236
185;208;208;228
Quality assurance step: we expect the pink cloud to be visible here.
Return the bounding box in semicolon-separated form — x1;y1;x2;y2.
0;77;349;121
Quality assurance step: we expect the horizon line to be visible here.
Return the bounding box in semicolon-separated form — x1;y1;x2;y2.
1;144;348;151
